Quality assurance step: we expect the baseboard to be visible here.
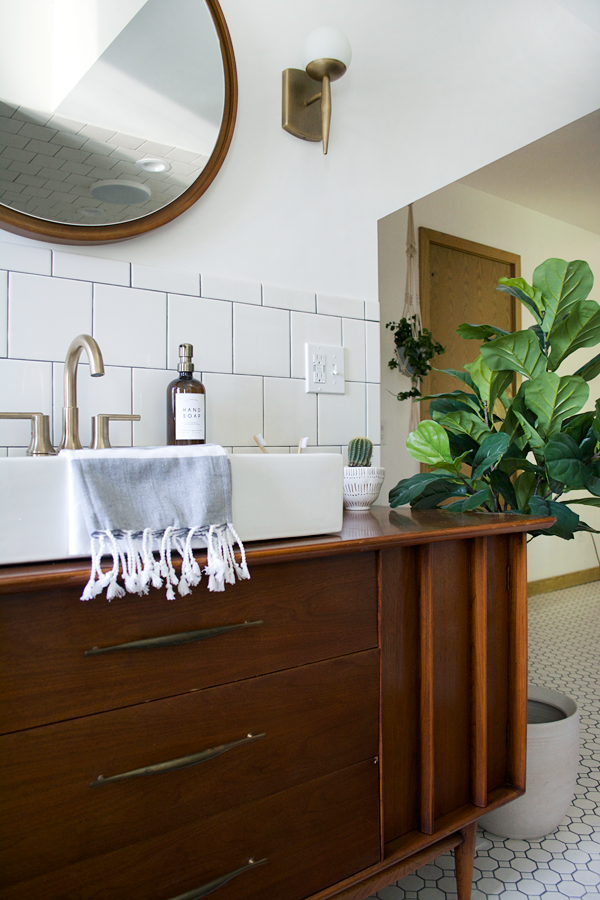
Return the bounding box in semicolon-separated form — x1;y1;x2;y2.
527;567;600;597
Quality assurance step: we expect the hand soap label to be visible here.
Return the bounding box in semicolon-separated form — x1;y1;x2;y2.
175;394;205;440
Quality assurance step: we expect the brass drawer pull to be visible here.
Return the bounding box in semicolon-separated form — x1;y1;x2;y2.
167;858;268;900
91;733;266;787
84;620;263;656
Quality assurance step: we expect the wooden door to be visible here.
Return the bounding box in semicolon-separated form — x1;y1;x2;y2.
419;229;521;409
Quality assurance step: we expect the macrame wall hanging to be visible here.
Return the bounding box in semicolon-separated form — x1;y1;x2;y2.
399;204;423;432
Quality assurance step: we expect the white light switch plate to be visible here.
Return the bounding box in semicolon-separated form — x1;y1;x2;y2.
305;343;345;394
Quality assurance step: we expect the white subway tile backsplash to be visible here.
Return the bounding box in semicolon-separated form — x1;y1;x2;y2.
317;293;365;320
234;304;290;377
168;295;232;374
290;311;341;379
52;362;133;448
0;240;51;276
132;264;199;296
263;377;317;447
132;367;175;447
263;284;315;313
342;318;366;382
201;274;261;306
366;321;381;382
53;251;130;286
93;284;166;369
0;244;380;460
0;270;7;357
318;381;366;446
365;300;380;321
202;373;263;447
366;382;380;444
7;447;27;457
8;273;92;361
0;358;53;446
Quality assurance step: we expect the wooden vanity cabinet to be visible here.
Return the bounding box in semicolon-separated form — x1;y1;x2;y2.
0;508;552;900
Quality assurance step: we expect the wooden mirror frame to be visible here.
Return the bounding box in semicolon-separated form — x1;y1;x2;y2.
0;0;237;245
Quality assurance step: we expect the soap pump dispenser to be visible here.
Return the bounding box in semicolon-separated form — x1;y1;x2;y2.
167;343;206;445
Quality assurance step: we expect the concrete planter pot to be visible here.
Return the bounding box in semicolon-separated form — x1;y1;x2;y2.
479;684;579;839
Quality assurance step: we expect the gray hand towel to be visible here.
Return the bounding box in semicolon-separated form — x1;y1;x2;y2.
61;445;249;600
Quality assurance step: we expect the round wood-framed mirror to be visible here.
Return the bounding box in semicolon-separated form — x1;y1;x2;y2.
0;0;237;244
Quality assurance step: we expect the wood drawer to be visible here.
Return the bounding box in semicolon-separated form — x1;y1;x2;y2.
0;651;379;887
0;552;377;731
1;758;381;900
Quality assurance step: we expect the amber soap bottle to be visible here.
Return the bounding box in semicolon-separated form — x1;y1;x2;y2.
167;343;206;445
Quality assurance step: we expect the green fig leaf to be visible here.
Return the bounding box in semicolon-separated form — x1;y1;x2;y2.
573;351;600;383
456;323;510;342
434;410;492;443
547;299;600;371
528;496;579;540
533;258;594;334
388;471;455;508
481;330;547;380
545;434;586;489
521;373;589;438
406;420;454;466
470;432;511;480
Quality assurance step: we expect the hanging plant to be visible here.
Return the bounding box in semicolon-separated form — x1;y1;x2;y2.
386;315;446;401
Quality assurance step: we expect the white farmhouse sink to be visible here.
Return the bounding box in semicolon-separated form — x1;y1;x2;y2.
0;453;343;566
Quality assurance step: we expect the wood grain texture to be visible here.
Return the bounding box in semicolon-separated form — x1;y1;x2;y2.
0;652;379;887
0;553;378;732
455;822;477;900
431;541;471;823
419;544;435;834
508;532;528;790
0;760;381;900
305;834;462;900
0;508;555;595
418;227;521;419
471;538;488;808
0;0;237;245
528;567;600;596
486;536;510;793
381;547;420;842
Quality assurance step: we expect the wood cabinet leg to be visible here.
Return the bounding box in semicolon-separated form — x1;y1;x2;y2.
454;821;477;900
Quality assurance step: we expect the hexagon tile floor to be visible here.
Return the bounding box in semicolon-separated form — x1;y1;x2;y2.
365;580;600;900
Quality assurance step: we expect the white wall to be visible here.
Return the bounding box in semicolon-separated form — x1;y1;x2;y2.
2;0;600;301
378;182;600;582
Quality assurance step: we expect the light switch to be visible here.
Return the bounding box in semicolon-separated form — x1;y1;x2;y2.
305;343;345;394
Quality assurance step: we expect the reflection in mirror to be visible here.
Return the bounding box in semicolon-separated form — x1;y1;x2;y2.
0;0;235;237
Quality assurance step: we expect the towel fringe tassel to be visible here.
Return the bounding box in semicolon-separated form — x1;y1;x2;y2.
80;524;249;601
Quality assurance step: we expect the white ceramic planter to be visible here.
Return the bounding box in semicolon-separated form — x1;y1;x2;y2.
479;684;580;839
343;466;385;510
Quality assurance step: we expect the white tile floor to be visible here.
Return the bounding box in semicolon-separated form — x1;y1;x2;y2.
366;581;600;900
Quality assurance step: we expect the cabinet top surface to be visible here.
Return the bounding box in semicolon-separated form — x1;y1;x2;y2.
0;507;554;594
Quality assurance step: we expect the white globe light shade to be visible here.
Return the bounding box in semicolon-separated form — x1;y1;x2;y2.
302;27;352;69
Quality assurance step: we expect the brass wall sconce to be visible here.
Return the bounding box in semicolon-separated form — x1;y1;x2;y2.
282;26;352;154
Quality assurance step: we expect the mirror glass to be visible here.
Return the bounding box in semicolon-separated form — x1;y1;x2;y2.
0;0;235;237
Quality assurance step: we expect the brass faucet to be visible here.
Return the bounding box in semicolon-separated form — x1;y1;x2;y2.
58;334;105;451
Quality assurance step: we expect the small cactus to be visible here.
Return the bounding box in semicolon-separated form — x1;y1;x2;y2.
348;436;373;467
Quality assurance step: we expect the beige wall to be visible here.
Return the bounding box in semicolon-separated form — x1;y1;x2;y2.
378;182;600;582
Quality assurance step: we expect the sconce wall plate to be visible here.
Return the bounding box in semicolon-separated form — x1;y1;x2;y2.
282;69;322;142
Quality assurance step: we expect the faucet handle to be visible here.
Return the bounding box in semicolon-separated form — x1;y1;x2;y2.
91;414;141;450
0;412;56;456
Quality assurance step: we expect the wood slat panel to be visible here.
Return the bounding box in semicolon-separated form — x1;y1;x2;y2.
381;547;420;843
419;544;434;834
486;535;510;793
471;537;488;808
508;532;528;789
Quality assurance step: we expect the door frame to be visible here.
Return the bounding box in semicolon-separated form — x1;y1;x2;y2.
418;228;522;336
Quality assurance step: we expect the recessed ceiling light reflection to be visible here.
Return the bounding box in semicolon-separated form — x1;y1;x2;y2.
136;158;171;173
79;207;104;218
90;181;152;205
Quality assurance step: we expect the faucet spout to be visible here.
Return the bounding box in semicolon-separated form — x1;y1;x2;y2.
59;334;105;451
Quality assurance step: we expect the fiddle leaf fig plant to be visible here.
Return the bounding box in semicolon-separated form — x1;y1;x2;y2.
389;258;600;540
